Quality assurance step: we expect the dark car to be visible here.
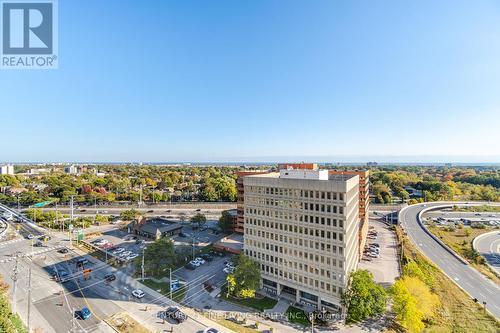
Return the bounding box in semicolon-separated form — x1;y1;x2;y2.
58;248;69;254
199;254;213;262
147;210;154;213
34;241;43;247
105;274;116;282
164;306;187;323
184;262;196;270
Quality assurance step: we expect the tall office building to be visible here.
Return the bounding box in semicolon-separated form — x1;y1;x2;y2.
329;170;369;258
0;164;14;175
243;166;360;311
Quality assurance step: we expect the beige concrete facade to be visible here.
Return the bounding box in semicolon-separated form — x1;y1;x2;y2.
329;170;370;258
243;170;359;311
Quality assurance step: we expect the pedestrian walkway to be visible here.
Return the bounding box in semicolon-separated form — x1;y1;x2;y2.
266;298;291;315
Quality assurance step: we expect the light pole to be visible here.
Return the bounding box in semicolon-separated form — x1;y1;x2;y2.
141;247;145;280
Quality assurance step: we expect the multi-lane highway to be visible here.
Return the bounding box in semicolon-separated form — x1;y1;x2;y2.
399;202;500;318
474;231;500;276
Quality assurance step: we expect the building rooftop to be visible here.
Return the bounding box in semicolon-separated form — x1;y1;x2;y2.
137;217;182;234
245;171;356;182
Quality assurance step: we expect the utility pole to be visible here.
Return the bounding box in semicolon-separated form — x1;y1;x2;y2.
141;247;145;280
70;195;74;222
11;253;19;315
169;268;172;300
309;312;314;333
27;265;32;333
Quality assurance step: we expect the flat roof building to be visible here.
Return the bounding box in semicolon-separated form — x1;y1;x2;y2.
0;164;14;175
243;165;360;312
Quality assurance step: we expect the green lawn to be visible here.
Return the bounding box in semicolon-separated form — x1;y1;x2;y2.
285;306;310;326
202;313;261;333
220;287;277;311
140;278;186;303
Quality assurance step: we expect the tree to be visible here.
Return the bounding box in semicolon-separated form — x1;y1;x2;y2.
138;238;176;278
341;270;387;324
218;210;234;233
226;254;260;299
391;276;440;333
190;213;207;228
120;209;142;221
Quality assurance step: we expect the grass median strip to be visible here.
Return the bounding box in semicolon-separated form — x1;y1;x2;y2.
140;278;187;303
428;226;500;283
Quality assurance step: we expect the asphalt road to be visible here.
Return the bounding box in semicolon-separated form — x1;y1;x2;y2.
399;202;500;318
0;203;228;333
474;231;500;275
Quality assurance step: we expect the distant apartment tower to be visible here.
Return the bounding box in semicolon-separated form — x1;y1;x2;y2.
243;166;360;311
236;170;270;233
329;170;369;258
65;165;78;174
0;164;14;175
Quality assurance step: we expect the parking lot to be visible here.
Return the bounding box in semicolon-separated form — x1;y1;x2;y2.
359;219;400;286
84;228;149;264
173;252;234;309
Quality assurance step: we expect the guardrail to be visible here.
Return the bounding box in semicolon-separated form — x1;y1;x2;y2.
415;205;469;265
399;202;500;266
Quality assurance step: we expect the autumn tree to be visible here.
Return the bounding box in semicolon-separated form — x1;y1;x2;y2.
391;276;440;332
341;270;387;323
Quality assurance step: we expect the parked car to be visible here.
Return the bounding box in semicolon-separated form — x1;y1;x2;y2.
120;251;132;257
80;307;91;320
132;289;145;298
126;254;139;260
223;267;234;274
194;257;206;265
58;248;69;254
199;254;213;261
34;241;43;247
184;262;197;270
112;247;125;254
26;234;34;240
189;260;201;267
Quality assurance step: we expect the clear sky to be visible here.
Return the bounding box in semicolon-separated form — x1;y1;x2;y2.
1;0;500;163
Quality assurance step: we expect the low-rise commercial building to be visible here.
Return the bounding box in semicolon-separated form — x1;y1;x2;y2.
129;217;182;240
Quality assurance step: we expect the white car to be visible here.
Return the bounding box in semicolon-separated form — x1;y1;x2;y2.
120;251;132;257
126;254;138;260
132;289;145;298
112;247;125;254
194;257;206;265
223;267;234;274
189;260;201;267
27;234;34;240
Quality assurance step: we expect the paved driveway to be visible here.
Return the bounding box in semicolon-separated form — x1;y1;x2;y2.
358;219;400;286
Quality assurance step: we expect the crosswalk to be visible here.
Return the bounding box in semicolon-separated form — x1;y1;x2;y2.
0;245;63;263
0;237;23;247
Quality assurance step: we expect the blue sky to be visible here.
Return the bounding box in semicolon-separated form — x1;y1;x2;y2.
1;0;500;163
